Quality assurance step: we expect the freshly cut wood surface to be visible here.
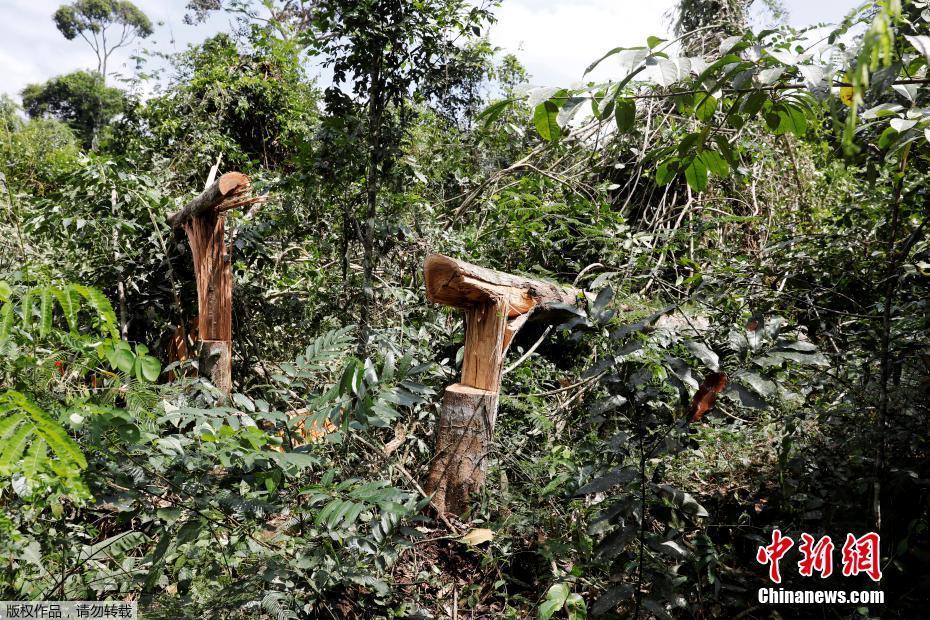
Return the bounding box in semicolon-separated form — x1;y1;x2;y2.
424;254;578;318
184;212;232;342
168;172;251;228
461;301;509;392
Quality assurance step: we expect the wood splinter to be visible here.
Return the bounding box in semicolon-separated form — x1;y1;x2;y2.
422;254;585;516
168;172;266;398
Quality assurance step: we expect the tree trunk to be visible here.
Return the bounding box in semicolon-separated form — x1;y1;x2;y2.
422;254;586;517
425;384;499;516
169;171;262;400
183;212;233;398
358;58;384;358
199;339;232;396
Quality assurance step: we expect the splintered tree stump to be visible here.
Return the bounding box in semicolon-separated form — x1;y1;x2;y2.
423;254;585;516
169;172;265;398
424;384;499;515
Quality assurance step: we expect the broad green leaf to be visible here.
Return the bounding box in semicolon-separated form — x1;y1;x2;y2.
614;98;635;132
647;35;665;49
737;372;776;398
574;466;636;495
684;157;708;192
539;583;570;620
741;90;768;117
776;105;807;136
658;484;710;517
138;355;161;382
699;150;729;177
477;98;514;128
694;93;717;122
646;57;678;86
534;100;561;143
655;160;677;185
591;585;635;616
566;593;587;620
905;35;930;63
112;348;135;373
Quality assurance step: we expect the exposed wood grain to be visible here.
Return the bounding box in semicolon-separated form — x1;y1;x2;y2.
461;301;509;392
170;171;259;398
168;172;251;228
183;212;231;342
424;254;579;318
423;254;588;516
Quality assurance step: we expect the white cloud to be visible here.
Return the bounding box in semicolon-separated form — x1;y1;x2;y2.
0;0;225;99
0;0;865;102
489;0;676;87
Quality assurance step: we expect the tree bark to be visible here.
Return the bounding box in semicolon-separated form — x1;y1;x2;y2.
424;253;579;317
425;384;499;516
170;171;262;399
422;254;588;517
199;339;232;396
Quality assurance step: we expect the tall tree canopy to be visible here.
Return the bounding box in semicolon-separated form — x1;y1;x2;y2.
53;0;154;79
20;70;125;148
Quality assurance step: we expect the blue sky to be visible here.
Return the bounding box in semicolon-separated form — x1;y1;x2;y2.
0;0;862;99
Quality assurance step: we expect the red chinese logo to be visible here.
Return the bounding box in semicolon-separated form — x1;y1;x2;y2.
756;529;794;584
798;534;834;578
757;531;881;583
841;532;882;582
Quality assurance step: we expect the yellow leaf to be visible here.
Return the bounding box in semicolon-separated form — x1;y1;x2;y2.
459;528;494;546
840;86;854;107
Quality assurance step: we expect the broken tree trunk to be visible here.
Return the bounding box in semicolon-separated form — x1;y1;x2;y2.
423;254;585;516
169;172;264;398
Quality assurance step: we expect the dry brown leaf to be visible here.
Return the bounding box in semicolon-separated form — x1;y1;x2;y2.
459;528;494;546
688;371;729;423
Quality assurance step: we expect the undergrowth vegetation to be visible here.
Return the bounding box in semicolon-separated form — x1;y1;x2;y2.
1;0;929;618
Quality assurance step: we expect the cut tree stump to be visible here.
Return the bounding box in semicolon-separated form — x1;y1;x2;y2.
423;254;585;515
169;172;265;398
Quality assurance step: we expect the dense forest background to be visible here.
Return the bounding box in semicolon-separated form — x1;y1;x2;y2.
1;0;929;618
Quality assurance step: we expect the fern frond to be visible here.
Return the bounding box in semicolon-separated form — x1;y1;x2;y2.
260;592;298;620
39;288;53;337
298;325;355;372
79;531;149;563
0;423;32;476
0;391;88;483
52;286;80;334
71;284;118;338
21;437;47;481
21;288;34;331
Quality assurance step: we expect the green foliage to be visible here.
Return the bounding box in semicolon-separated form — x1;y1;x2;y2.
2;0;930;617
53;0;153;77
21;71;125;148
54;0;153;40
0;390;89;498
